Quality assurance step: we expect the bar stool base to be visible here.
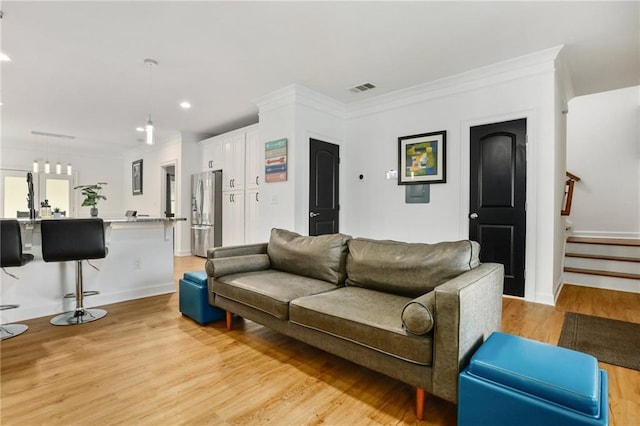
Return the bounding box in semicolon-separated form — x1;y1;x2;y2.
1;324;29;340
50;308;107;326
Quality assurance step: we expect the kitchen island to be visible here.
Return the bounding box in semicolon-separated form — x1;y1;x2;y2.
1;217;186;322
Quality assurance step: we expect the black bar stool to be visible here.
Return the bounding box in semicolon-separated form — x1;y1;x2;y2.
41;218;107;325
0;219;34;340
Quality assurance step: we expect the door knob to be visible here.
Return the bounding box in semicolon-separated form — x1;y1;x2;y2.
469;212;479;219
309;212;320;218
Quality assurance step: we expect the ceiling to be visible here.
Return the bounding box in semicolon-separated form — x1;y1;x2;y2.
1;1;638;151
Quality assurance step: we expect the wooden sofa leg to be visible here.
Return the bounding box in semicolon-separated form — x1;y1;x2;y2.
226;310;232;330
416;387;425;420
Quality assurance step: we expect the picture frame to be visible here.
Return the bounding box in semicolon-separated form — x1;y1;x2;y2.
398;130;446;185
132;159;143;195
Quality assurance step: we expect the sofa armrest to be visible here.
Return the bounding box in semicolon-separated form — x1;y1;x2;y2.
207;243;268;259
431;262;504;403
205;254;271;279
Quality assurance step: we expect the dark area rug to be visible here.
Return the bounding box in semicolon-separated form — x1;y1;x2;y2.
558;312;640;371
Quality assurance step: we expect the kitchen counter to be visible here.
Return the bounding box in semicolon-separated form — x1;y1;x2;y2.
17;216;186;223
2;217;189;322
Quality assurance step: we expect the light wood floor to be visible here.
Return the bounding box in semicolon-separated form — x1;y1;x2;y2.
1;256;639;425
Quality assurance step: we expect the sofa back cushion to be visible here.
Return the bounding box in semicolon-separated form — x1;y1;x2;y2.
267;228;351;285
346;238;480;297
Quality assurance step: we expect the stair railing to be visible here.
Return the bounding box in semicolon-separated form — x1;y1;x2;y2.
561;172;581;216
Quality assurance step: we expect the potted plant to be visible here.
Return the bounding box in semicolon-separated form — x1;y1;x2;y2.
75;182;107;217
53;207;62;218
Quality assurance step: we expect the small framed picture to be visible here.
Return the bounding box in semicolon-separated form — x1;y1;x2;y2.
398;130;446;185
132;159;143;195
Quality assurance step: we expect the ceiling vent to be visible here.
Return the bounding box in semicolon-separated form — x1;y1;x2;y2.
349;82;376;94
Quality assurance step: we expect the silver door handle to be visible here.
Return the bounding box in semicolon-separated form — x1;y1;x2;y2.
469;212;479;219
309;212;320;218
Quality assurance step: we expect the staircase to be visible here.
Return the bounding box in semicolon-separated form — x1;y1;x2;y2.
564;237;640;293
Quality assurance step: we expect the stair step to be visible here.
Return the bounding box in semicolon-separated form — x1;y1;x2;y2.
563;266;640;280
564;256;640;275
563;271;640;293
567;237;640;247
565;252;640;263
566;242;640;258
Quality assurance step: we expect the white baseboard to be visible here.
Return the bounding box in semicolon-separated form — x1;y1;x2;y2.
174;249;193;257
553;279;566;304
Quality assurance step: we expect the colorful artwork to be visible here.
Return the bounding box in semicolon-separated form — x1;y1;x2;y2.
265;138;287;183
398;131;446;184
405;141;438;177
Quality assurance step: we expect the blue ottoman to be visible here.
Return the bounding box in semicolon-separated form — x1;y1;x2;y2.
458;332;608;426
179;270;225;324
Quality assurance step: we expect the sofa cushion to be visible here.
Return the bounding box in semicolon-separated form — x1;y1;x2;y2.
346;238;480;297
267;228;351;285
213;269;337;320
401;291;435;335
290;287;433;365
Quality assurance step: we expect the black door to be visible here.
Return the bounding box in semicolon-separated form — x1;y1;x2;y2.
309;139;339;236
469;119;526;297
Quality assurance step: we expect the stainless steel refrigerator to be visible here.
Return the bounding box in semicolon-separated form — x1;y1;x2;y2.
191;170;222;257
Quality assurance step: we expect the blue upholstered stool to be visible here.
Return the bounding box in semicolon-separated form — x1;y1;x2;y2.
179;270;225;324
458;332;608;426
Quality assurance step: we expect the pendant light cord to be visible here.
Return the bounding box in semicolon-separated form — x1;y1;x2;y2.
144;58;157;122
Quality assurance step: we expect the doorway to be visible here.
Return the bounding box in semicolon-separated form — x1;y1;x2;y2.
309;139;340;236
469;118;527;297
161;164;176;217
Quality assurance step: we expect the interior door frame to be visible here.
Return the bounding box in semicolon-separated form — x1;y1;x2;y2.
460;111;537;301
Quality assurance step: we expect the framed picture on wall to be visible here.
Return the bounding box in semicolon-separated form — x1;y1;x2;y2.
398;130;446;185
132;159;143;195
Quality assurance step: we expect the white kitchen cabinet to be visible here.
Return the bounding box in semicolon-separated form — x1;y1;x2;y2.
215;124;260;246
222;134;245;192
245;129;261;190
200;137;223;171
245;189;259;244
222;190;245;246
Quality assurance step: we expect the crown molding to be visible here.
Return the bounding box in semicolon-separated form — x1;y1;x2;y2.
254;84;346;118
346;45;565;119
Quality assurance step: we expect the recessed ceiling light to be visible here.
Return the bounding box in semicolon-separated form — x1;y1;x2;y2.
0;52;12;62
180;101;191;109
136;127;144;132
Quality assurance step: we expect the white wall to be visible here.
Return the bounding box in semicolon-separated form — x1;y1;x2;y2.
122;133;202;256
0;142;124;218
344;75;559;304
255;85;346;240
255;47;569;305
567;85;640;238
255;90;298;240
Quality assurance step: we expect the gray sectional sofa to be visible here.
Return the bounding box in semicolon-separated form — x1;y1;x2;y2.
205;228;504;420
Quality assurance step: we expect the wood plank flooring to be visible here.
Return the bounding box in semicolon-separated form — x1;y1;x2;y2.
1;256;639;425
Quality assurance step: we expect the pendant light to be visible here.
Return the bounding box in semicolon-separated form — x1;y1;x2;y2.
30;130;75;174
44;139;50;173
32;135;39;173
55;141;61;174
144;58;157;145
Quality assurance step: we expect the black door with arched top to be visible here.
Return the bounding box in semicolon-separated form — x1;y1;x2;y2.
470;119;527;297
309;139;340;236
